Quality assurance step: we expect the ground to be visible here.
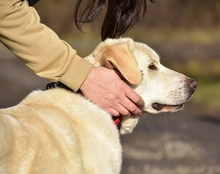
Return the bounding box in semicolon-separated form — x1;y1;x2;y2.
1;53;220;174
121;107;220;174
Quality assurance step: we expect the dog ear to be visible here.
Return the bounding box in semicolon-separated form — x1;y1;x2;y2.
100;43;141;85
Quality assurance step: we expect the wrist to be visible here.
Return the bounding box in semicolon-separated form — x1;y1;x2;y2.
59;56;93;92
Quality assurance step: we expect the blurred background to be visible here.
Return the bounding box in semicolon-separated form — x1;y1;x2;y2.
0;0;220;173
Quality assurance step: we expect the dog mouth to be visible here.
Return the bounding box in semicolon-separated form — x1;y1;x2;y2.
152;102;184;111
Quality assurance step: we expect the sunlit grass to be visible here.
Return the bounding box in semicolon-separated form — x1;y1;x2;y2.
195;81;220;110
129;28;220;45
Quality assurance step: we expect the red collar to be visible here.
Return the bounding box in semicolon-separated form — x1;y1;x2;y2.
112;116;122;129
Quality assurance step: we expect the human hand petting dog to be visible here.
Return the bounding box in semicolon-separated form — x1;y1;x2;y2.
80;66;145;116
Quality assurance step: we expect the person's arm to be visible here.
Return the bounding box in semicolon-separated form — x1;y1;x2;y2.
0;0;144;116
0;0;92;92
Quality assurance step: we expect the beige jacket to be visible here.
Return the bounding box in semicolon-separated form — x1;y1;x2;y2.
0;0;93;92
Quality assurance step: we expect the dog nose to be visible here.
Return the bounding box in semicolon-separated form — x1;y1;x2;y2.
187;79;197;93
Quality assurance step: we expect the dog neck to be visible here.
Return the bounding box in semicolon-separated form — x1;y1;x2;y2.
46;82;123;129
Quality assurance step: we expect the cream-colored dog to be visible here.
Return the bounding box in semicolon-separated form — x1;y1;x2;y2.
0;38;197;174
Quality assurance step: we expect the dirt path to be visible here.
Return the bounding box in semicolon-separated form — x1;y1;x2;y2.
1;58;220;174
121;107;220;174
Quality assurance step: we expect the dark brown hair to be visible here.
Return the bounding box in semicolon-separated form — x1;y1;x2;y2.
74;0;154;40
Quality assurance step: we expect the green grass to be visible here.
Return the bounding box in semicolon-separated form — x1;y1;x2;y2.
129;28;220;44
195;81;220;110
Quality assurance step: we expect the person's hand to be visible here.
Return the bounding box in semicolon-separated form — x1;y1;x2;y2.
80;67;145;116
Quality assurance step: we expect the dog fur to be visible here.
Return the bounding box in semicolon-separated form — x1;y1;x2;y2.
0;38;197;174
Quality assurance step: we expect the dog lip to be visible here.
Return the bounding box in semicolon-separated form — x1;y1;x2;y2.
152;103;184;111
152;103;164;111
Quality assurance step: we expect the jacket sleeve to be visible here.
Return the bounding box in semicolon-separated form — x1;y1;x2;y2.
0;0;93;92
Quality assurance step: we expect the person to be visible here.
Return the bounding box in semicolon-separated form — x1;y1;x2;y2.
0;0;152;117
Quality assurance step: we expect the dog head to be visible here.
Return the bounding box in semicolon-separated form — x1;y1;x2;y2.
85;38;197;134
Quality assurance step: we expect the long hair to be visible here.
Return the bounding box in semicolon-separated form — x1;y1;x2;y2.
74;0;154;40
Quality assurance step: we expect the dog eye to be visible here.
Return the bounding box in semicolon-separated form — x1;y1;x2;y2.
148;63;157;70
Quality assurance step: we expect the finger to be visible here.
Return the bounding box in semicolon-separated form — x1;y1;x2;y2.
124;86;145;108
100;98;130;117
105;107;120;117
119;97;142;116
110;103;131;117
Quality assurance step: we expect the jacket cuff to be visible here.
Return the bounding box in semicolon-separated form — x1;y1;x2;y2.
59;55;93;92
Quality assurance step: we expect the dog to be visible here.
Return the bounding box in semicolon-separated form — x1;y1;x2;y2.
0;38;197;174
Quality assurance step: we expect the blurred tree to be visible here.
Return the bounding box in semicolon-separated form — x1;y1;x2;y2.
146;0;220;29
